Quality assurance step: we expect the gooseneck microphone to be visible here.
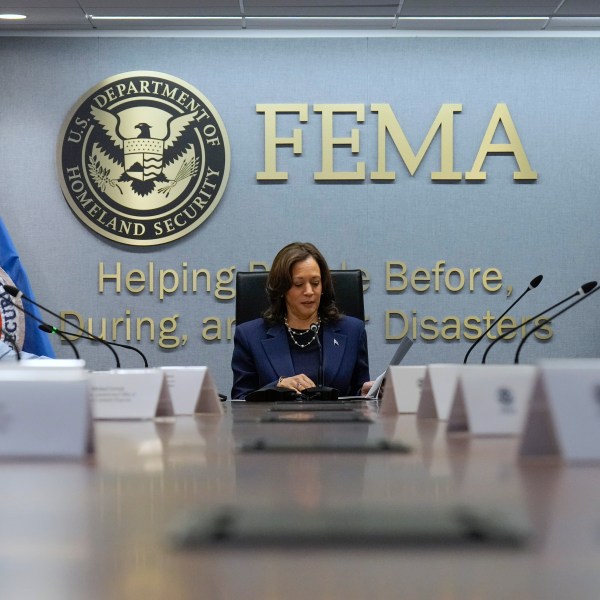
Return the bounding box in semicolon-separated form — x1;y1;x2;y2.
42;324;149;368
481;280;597;364
310;322;324;386
0;327;21;361
3;284;120;368
514;282;599;364
463;274;543;364
37;324;81;359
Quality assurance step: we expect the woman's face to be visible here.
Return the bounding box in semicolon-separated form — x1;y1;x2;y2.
284;256;322;324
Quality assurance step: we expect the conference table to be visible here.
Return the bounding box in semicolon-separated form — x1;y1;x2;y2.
1;400;598;600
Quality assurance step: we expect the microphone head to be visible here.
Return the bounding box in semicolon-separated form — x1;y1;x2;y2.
38;323;54;334
580;281;597;295
2;284;19;297
529;274;543;289
310;323;319;333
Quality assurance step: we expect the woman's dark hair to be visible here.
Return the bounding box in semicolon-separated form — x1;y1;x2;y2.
263;242;340;324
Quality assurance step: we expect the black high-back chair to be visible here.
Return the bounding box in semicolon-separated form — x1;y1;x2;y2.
235;270;365;325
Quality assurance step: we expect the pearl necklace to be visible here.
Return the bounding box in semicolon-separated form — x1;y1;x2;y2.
284;317;320;348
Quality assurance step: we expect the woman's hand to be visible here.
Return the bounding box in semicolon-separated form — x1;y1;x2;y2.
361;381;375;396
277;374;316;394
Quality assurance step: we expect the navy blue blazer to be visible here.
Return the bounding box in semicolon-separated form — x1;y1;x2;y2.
231;316;370;399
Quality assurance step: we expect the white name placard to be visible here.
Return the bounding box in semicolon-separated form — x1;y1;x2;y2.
447;365;538;436
520;360;600;462
417;364;462;420
0;361;92;458
90;368;174;420
160;366;223;415
379;366;426;415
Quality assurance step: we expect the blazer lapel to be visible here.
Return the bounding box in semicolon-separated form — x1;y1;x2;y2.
261;324;294;377
323;324;346;384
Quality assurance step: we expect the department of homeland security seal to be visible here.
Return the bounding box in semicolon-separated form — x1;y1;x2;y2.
58;71;230;246
0;267;25;350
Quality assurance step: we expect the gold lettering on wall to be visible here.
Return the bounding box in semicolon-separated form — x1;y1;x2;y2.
385;310;553;342
385;261;502;293
314;104;365;180
256;103;308;180
256;102;537;183
370;103;463;181
84;259;559;348
465;103;538;181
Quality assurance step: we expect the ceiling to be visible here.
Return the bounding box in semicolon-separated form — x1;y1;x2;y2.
1;0;600;32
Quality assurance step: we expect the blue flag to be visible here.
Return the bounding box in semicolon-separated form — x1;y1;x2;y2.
0;218;55;357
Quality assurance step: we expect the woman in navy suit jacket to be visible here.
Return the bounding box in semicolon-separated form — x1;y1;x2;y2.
231;242;370;400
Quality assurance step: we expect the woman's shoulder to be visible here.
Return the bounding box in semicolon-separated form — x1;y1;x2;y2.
236;317;265;328
330;314;365;332
235;317;271;335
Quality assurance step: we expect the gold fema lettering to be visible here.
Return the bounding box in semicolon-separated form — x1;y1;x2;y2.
256;103;537;183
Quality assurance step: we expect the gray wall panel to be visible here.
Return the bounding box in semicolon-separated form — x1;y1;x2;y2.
1;36;599;394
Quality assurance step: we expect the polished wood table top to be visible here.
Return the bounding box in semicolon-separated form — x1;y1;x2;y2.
1;401;598;600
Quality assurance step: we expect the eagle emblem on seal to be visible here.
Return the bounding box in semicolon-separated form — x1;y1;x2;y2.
90;106;200;197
